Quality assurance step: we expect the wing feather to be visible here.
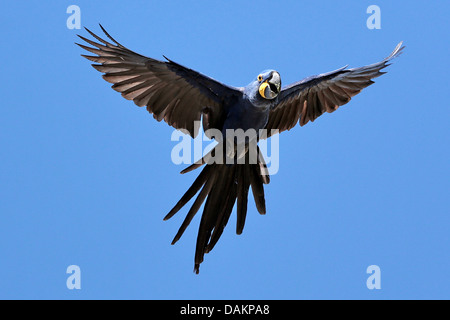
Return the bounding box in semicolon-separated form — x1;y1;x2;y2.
77;25;241;137
265;42;404;136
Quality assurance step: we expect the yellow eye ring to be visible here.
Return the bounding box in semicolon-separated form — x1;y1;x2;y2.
257;74;263;82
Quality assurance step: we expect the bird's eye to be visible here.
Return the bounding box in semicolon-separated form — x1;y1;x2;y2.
257;74;263;82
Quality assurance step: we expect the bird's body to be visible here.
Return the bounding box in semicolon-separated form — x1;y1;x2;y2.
223;97;271;133
77;25;404;273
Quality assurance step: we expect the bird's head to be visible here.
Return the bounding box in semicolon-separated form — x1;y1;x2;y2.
255;70;281;100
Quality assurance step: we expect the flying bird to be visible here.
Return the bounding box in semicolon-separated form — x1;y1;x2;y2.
77;25;404;273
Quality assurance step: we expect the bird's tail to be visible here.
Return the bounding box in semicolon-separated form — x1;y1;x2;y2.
163;145;270;274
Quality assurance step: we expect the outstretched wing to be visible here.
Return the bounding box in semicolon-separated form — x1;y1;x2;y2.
265;42;404;135
77;25;241;137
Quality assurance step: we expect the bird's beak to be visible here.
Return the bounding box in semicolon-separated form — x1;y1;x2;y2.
259;72;281;99
259;81;271;99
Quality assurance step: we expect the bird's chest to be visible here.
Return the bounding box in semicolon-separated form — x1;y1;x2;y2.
223;102;270;133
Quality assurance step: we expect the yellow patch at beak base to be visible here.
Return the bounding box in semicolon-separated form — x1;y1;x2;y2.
259;82;269;99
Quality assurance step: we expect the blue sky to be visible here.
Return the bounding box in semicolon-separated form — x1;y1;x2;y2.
0;1;448;299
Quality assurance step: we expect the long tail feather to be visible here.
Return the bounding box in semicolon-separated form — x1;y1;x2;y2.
165;145;270;273
236;165;251;235
164;165;212;221
170;167;217;245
